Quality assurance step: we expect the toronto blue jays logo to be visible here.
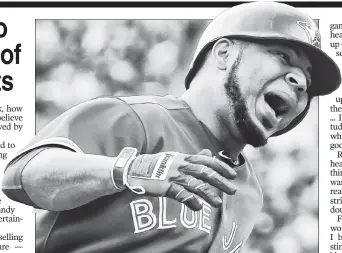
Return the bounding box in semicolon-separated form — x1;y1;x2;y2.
297;21;321;48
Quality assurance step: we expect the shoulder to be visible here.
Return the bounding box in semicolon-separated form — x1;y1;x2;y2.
117;94;188;110
56;95;185;122
116;94;190;121
81;94;188;114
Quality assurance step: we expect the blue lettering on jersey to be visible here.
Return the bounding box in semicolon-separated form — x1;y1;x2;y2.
130;197;212;234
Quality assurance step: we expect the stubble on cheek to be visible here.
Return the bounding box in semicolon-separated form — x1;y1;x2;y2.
223;52;268;147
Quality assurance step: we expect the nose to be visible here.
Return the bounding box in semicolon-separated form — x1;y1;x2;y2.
285;70;308;93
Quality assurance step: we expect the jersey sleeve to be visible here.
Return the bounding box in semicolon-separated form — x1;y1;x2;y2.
1;97;147;207
12;96;147;159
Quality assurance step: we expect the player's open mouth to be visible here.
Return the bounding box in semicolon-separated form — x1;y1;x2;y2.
264;92;292;116
261;92;292;129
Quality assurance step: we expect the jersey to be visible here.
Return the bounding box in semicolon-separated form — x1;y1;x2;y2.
4;95;263;253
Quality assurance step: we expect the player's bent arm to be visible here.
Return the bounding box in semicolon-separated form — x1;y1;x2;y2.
2;147;238;212
2;147;119;212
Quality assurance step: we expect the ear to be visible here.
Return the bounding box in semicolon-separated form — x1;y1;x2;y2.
212;38;233;70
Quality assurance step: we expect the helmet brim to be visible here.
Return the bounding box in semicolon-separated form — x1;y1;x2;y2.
300;41;341;96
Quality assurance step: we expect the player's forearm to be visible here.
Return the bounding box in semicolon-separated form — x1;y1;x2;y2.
7;148;119;211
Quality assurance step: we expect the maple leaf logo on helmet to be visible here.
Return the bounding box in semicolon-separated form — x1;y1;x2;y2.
297;21;321;48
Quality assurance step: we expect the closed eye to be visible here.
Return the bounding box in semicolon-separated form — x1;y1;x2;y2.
273;50;312;88
273;51;291;64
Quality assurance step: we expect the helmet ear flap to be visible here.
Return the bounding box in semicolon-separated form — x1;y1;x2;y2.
271;98;312;137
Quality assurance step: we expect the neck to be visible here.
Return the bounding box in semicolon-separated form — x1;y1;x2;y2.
181;89;245;160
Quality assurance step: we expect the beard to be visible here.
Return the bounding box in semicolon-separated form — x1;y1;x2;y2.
223;51;268;147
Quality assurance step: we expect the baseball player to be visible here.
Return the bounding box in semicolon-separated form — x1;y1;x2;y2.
1;2;341;253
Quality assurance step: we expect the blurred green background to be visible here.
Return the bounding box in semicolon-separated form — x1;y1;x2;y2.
36;20;318;253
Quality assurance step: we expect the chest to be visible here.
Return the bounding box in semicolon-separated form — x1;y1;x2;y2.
124;182;260;253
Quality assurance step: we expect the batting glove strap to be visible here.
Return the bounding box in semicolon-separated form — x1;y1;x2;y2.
111;147;138;191
123;152;179;195
122;161;146;195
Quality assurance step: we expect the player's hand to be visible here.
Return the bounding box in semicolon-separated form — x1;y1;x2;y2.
124;149;237;211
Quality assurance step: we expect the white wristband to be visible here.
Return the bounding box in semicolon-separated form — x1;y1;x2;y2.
111;147;138;191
